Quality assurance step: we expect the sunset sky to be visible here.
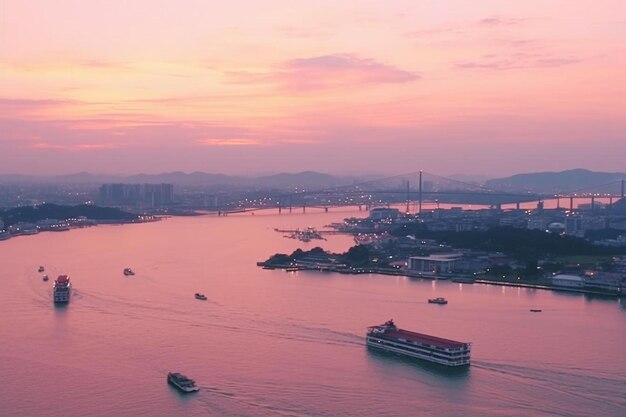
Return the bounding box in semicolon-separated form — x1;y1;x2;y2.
1;1;625;177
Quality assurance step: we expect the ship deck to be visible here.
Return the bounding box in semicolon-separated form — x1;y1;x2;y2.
369;327;468;349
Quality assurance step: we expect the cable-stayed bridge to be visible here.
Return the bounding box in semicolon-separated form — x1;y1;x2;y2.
215;170;626;214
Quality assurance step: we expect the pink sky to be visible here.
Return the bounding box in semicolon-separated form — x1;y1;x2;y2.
1;1;625;177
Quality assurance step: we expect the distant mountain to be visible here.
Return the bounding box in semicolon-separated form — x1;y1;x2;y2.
0;171;358;191
486;169;626;193
447;174;492;185
253;171;350;189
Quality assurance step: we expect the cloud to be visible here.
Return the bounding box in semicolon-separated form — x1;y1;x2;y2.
196;138;261;146
478;16;526;26
227;54;418;92
27;142;116;151
456;54;580;71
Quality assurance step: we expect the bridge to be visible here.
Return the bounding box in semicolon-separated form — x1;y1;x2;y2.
214;170;626;215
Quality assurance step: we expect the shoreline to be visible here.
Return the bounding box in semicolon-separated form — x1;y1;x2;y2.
260;263;624;298
0;217;162;243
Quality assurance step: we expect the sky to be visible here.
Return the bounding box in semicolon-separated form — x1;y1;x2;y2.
1;0;625;177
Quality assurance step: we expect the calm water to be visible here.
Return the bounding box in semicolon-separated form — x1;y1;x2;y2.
1;209;625;417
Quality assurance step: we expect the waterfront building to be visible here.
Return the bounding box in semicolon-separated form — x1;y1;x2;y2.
369;207;400;221
408;253;463;274
551;274;584;288
583;272;624;292
528;218;547;231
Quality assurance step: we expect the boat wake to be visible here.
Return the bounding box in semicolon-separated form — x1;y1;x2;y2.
472;359;626;413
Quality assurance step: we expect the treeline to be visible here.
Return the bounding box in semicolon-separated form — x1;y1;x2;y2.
1;203;138;227
390;225;625;258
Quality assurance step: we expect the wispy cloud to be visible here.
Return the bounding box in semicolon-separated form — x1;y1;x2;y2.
478;16;526;26
27;142;116;151
0;98;78;108
227;54;418;92
456;54;580;71
196;138;261;146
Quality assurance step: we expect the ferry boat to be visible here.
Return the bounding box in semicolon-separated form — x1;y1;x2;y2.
167;372;199;392
428;297;448;305
53;275;71;303
194;293;207;300
366;320;471;367
123;268;135;276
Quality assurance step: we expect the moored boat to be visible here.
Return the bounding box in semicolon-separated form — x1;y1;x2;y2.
167;372;199;392
53;275;71;303
428;297;448;305
366;319;471;367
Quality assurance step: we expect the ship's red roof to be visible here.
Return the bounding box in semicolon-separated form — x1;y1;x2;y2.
371;325;468;349
55;275;70;284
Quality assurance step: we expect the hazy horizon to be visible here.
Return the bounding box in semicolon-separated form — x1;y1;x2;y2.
2;1;625;176
0;166;624;181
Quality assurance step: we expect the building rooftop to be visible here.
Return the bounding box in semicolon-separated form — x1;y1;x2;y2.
369;322;468;349
409;254;463;262
552;274;583;281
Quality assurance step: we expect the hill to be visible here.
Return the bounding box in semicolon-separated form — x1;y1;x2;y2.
486;169;626;193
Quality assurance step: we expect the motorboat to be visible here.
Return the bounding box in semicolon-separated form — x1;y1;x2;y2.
123;268;135;276
195;293;207;300
43;275;49;281
38;266;45;272
428;297;448;305
167;372;199;392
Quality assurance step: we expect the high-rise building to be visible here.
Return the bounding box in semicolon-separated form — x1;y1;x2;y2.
98;183;174;208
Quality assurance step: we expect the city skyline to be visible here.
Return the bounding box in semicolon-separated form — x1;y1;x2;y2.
1;1;625;176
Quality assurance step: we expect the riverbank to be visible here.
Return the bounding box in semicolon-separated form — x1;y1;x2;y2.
0;217;161;243
259;261;624;297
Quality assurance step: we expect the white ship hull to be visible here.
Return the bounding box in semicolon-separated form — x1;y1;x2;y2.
366;335;470;366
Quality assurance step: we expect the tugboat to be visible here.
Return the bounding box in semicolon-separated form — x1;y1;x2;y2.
38;266;45;272
194;293;207;300
123;268;135;276
428;297;448;305
167;372;199;392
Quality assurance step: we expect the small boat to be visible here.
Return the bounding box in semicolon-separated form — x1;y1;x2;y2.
43;275;49;281
530;309;542;313
428;297;448;305
123;268;135;276
38;266;45;272
194;293;207;300
167;372;199;393
285;266;301;272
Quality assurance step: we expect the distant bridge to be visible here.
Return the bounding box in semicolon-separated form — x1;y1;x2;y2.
214;170;626;215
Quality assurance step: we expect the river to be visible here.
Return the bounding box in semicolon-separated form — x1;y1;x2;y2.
1;209;624;417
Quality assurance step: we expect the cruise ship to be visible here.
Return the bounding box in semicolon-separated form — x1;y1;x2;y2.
53;275;71;303
167;372;199;392
366;320;471;367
